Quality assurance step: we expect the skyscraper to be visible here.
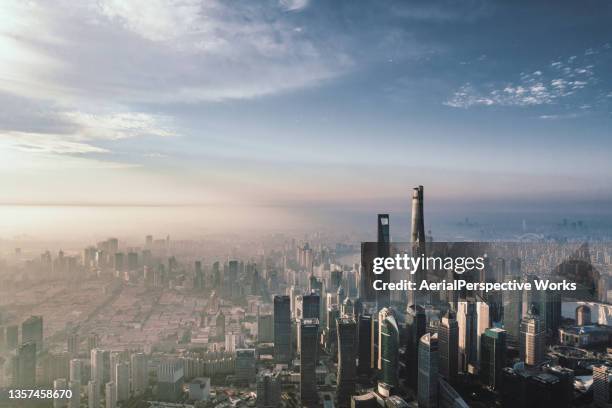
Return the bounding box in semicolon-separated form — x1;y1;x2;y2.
67;332;79;356
406;304;426;388
520;305;545;366
156;359;184;402
300;318;319;406
418;332;439;408
68;379;80;408
302;291;321;320
378;308;399;387
256;369;281;408
411;185;426;306
357;314;373;377
457;299;477;372
130;353;147;396
105;381;116;408
476;296;491;364
70;358;81;383
438;310;459;385
53;378;68;408
88;380;100;408
273;295;292;364
480;327;506;389
22;315;43;353
336;317;357;407
14;342;37;387
502;275;522;348
377;214;391;309
90;349;104;388
115;361;130;402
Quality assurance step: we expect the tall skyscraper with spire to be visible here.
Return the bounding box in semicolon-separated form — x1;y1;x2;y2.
411;186;426;306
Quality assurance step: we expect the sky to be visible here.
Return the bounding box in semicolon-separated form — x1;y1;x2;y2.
1;0;612;235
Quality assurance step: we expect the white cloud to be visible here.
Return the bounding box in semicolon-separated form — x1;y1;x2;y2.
279;0;309;12
446;51;600;109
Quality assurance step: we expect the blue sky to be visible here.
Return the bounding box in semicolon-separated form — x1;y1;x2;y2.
1;0;612;225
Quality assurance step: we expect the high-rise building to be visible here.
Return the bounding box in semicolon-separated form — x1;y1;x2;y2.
480;327;506;389
88;380;100;408
357;314;373;377
593;364;612;408
67;332;79;356
69;359;81;383
438;378;469;408
406;304;426;388
105;381;116;408
235;349;256;385
502;276;522;348
256;369;281;408
14;342;36;387
411;185;426;306
378;308;399;387
156;359;184;402
476;296;491;363
418;332;439;408
90;349;105;387
336;317;357;407
130;353;147;396
299;318;319;406
22;315;43;353
215;310;225;340
520;305;546;366
115;361;130;402
457;299;477;371
376;214;391;309
53;378;68;408
257;313;274;343
302;291;320;320
438;310;459;385
273;295;292;364
68;379;80;408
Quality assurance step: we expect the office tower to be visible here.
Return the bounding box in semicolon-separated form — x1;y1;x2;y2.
544;289;562;336
418;333;439;408
236;349;257;385
325;305;340;355
520;305;545;366
256;370;281;408
54;378;68;408
22;315;43;353
378;308;399;387
130;353;147;396
502;281;522;348
377;214;391;309
593;365;612;408
109;351;124;384
480;327;506;389
299;318;319;406
14;342;36;387
87;334;99;353
406;304;426;388
438;378;469;408
457;299;477;372
336;317;357;407
157;359;184;402
257;313;274;343
273;295;292;364
438;310;459;385
88;380;100;408
90;349;104;387
194;261;204;290
302;291;320;320
68;379;80;408
215;310;225;339
70;359;81;383
476;296;491;363
105;381;116;408
115;361;130;402
576;305;591;325
6;325;18;350
357;314;373;377
67;332;79;356
411;185;426;306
